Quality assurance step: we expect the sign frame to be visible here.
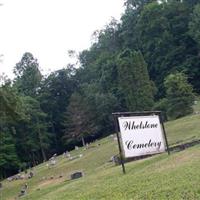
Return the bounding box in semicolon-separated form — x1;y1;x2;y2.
112;111;170;174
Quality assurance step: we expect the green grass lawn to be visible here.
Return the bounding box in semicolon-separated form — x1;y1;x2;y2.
1;113;200;200
165;114;200;146
23;145;200;200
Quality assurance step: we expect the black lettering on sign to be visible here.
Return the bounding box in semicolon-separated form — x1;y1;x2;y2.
123;121;158;131
125;140;162;150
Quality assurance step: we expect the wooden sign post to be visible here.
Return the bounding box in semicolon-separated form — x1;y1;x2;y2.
112;111;170;174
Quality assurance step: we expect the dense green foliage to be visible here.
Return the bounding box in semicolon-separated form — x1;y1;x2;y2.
1;0;200;178
117;49;154;111
0;80;21;178
13;52;42;97
164;72;194;119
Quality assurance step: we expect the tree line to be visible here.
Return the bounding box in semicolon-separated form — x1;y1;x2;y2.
0;0;199;178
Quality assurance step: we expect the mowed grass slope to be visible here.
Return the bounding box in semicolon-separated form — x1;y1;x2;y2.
165;114;200;146
1;113;200;200
24;145;200;200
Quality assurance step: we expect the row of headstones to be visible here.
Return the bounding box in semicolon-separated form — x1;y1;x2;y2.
65;136;118;178
7;135;117;182
3;135;118;198
7;171;34;182
14;170;84;198
48;153;57;166
44;140;112;178
46;152;84;169
39;171;84;182
63;151;83;160
62;135;117;161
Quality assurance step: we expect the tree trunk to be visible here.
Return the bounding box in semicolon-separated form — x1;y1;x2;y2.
41;146;47;162
52;120;58;152
37;119;47;162
32;152;36;167
81;136;86;147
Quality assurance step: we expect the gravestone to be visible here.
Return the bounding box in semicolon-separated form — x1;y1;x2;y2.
69;154;82;161
49;157;56;167
18;183;28;197
111;155;121;165
70;171;84;180
53;153;57;157
75;146;79;150
66;152;70;158
28;171;34;179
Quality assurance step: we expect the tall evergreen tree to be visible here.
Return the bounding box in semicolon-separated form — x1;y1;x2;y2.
117;49;154;111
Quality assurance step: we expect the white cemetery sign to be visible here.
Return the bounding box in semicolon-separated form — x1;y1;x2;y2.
118;115;166;158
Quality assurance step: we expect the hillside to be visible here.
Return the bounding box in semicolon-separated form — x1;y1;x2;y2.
1;113;200;200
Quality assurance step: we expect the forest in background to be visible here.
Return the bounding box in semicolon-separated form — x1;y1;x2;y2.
0;0;199;178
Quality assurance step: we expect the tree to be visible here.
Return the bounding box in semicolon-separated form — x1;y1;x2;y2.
0;132;20;179
80;83;119;135
183;0;200;8
62;92;96;147
0;81;21;178
135;1;200;97
117;49;154;111
91;18;121;53
189;4;200;47
15;96;50;163
187;4;200;92
124;0;156;10
164;72;194;120
13;52;42;97
39;68;77;153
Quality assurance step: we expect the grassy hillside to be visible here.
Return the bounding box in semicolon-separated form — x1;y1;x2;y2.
24;145;200;200
1;114;200;200
165;115;200;146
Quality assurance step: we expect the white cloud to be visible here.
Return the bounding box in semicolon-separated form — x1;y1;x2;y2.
0;0;124;78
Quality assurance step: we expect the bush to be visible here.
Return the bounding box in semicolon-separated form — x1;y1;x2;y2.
164;72;194;120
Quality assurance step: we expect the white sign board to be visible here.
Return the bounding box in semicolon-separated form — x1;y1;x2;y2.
118;115;166;158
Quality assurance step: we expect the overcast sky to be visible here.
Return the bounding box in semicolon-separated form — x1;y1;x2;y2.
0;0;124;78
